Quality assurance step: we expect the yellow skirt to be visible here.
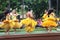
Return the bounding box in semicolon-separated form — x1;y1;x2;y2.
42;21;58;28
25;19;37;32
31;19;37;27
1;20;15;29
20;18;37;32
13;22;20;28
25;26;35;32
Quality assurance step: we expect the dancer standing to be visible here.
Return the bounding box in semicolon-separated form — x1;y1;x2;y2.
42;9;58;32
1;11;15;34
20;9;37;33
10;9;20;32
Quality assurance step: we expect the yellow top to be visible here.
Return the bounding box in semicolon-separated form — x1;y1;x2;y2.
12;16;16;20
42;13;56;21
6;14;10;20
11;14;17;20
42;13;48;19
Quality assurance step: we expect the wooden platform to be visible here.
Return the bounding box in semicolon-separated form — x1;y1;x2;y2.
0;33;60;40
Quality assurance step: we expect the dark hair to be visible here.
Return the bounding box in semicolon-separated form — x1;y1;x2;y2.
4;10;10;15
48;9;54;17
28;8;31;11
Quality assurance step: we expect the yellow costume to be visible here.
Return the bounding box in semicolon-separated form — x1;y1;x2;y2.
42;13;48;19
42;13;58;28
20;17;37;32
0;15;15;29
11;14;20;28
56;18;60;21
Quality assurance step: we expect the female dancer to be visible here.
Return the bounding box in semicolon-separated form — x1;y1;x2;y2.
42;9;58;32
1;11;15;34
10;9;20;32
20;9;37;33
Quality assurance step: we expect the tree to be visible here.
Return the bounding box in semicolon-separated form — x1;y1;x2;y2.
29;0;48;19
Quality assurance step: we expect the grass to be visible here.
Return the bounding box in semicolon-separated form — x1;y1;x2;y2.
0;27;57;32
0;27;59;36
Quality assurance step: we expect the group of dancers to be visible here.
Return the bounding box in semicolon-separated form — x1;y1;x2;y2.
0;9;37;34
0;8;59;34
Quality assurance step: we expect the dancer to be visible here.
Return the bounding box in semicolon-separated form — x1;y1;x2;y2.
1;11;15;34
20;9;37;33
42;10;48;19
42;9;58;32
10;9;20;32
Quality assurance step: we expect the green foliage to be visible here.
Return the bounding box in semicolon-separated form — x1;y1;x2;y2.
51;0;60;17
27;0;48;19
0;0;60;18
